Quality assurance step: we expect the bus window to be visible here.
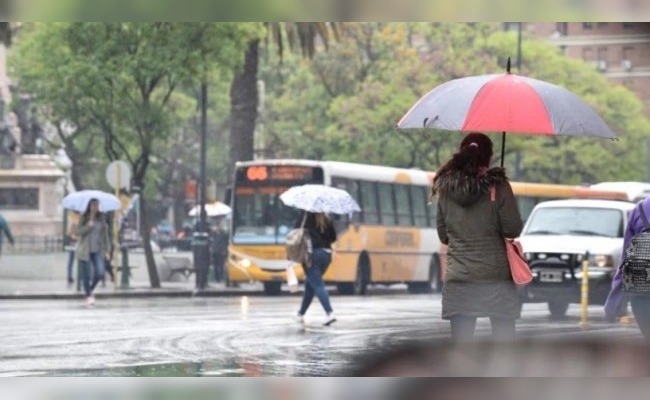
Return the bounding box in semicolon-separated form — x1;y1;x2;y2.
410;186;429;227
378;183;397;226
360;181;380;224
395;184;414;226
331;178;361;229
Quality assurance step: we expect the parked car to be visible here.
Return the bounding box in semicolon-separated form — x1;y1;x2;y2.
518;199;635;318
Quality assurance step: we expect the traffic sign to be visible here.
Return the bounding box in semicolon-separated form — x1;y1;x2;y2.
106;160;131;190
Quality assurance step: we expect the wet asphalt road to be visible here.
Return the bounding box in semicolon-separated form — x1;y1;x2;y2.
0;292;642;377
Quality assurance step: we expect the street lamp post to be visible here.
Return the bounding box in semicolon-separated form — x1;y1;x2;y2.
54;148;72;250
192;80;210;290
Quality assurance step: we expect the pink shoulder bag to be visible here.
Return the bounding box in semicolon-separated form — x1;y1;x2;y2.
490;186;532;286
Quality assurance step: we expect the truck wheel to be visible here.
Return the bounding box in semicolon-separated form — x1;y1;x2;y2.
548;300;569;319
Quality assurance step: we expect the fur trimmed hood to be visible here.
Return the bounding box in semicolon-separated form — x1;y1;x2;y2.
433;167;508;207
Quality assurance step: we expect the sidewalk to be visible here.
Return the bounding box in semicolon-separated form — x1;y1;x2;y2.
0;278;267;300
0;250;269;299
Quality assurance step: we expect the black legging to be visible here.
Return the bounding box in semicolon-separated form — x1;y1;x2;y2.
450;315;516;341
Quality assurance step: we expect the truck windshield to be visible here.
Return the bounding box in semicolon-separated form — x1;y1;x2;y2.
524;207;624;238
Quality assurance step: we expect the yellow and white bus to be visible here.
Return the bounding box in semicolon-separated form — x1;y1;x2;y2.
226;159;628;295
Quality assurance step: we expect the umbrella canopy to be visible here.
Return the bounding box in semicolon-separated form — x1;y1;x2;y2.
62;190;122;213
397;59;616;165
279;184;361;215
397;73;615;138
188;202;231;217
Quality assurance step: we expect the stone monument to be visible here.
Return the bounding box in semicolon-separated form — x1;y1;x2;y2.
0;42;64;241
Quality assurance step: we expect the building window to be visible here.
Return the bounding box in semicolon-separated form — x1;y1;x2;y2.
503;22;520;31
598;47;608;62
556;22;568;35
597;22;608;28
0;188;39;210
583;22;594;29
623;22;634;28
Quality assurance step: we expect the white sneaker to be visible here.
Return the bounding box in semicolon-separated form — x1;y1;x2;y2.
324;312;337;326
85;296;95;306
294;313;305;324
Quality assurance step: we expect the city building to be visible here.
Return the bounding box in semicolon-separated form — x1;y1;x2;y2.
513;22;650;116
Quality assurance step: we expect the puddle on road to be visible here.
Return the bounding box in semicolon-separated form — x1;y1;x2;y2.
40;359;257;377
37;355;354;377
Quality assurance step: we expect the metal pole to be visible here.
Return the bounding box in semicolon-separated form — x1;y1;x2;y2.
193;80;210;290
580;251;590;329
114;164;120;289
517;22;523;72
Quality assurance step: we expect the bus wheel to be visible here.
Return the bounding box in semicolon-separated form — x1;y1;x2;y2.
429;254;443;293
407;255;442;294
353;254;370;295
336;283;354;295
263;282;282;296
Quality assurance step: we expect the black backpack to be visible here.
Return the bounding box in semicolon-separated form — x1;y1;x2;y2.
622;203;650;294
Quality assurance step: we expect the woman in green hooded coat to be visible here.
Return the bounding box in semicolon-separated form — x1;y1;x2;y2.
432;132;523;341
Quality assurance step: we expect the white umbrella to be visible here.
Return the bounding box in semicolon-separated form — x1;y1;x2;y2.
188;202;232;217
62;190;122;213
279;184;361;214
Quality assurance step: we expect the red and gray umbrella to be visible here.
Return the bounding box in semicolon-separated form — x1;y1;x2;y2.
397;59;616;165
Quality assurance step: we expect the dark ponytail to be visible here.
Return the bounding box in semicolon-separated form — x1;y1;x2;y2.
431;132;493;198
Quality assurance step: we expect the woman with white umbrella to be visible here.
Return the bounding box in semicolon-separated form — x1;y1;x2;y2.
294;211;338;326
75;198;111;306
281;184;361;326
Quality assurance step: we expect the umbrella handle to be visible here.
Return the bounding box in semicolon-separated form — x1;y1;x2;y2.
500;131;506;168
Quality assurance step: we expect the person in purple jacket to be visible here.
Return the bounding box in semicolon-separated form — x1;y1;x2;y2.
604;197;650;340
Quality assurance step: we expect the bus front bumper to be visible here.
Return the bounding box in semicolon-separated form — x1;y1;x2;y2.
227;256;306;283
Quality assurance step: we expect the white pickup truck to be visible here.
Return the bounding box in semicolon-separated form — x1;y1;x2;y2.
518;199;635;318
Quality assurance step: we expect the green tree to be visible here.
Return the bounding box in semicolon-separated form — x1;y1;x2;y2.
228;23;343;180
259;22;650;186
11;22;258;287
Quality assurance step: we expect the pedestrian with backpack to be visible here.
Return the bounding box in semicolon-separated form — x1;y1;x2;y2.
605;196;650;340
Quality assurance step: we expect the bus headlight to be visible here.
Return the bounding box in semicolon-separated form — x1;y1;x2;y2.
230;253;252;268
240;258;252;268
589;254;614;268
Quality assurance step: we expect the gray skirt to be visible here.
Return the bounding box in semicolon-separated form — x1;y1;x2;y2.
441;280;521;320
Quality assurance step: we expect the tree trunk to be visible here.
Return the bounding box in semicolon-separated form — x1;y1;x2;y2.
228;39;259;183
136;179;161;288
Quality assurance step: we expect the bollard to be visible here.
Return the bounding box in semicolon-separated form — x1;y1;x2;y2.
580;251;590;329
120;245;130;289
192;231;210;290
76;259;82;292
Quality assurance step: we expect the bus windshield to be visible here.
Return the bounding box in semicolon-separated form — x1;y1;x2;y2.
231;164;324;244
232;186;304;244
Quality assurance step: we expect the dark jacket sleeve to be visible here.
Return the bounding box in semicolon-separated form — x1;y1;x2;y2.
497;181;523;238
436;196;449;245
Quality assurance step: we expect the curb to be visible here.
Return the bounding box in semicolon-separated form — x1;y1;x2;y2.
0;289;287;300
